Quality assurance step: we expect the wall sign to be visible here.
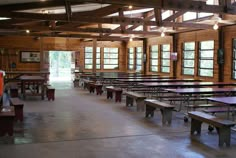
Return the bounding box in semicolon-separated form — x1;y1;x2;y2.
20;51;40;63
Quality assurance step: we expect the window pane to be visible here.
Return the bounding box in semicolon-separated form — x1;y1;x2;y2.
184;42;195;50
162;44;170;51
104;65;118;69
104;59;118;64
151;45;158;51
162;60;170;66
162;52;170;58
184;51;195;59
151;60;158;65
199;69;213;77
199;60;213;68
85;47;92;52
85;65;92;69
200;51;214;58
200;41;214;49
183;68;194;75
151;66;158;72
161;67;170;73
184;60;194;67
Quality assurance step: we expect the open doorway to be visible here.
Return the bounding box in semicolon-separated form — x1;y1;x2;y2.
49;51;74;82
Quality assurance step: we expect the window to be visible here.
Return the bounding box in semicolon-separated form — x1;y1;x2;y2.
161;44;170;73
150;45;158;72
84;47;93;69
232;39;236;79
103;47;119;69
84;47;101;69
136;47;143;71
182;42;195;75
198;40;214;77
128;48;134;70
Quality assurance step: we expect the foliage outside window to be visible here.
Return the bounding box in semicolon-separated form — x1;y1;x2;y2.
136;47;143;71
161;44;170;73
128;48;134;70
232;39;236;79
150;45;158;72
84;47;93;69
103;47;119;69
182;42;195;75
198;40;214;77
84;47;101;69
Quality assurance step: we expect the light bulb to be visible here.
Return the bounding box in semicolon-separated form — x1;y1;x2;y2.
213;23;218;30
26;30;30;33
161;32;165;37
129;37;133;41
128;5;133;9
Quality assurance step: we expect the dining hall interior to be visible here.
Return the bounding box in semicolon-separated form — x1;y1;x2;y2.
2;0;236;157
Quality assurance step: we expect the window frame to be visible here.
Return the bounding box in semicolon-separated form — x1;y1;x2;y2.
160;44;170;73
103;47;119;70
182;42;195;76
198;40;214;77
149;45;159;72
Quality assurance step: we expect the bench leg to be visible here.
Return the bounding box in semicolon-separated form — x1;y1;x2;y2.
190;118;202;135
89;86;95;93
145;105;156;117
96;87;103;95
126;96;134;107
160;109;173;125
115;91;122;102
216;127;231;147
136;98;145;112
107;91;113;99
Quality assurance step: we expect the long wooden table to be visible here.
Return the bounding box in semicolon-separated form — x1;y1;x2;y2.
139;82;236;88
117;78;201;83
165;87;236;105
5;71;50;83
19;75;45;100
207;96;236;119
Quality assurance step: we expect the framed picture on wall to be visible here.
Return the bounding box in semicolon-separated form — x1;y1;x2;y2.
20;51;40;63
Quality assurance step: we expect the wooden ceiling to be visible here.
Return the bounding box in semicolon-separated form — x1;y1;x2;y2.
0;0;236;41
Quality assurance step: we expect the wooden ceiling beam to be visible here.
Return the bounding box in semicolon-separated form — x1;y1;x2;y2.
0;11;213;29
154;8;162;26
64;0;72;22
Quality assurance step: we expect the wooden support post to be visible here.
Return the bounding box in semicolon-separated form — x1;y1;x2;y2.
92;39;97;74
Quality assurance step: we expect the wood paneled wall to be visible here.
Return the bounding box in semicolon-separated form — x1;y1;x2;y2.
177;29;218;81
0;25;236;83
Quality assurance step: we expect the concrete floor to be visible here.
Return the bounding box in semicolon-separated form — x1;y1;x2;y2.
1;81;236;158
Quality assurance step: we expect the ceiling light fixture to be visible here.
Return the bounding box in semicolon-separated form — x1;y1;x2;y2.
128;5;133;9
213;22;219;30
26;29;30;33
161;31;165;37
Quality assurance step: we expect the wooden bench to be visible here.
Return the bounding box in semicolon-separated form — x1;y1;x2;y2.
0;106;15;136
9;97;24;122
124;91;146;111
73;79;80;87
88;82;103;95
9;86;18;97
188;111;235;147
106;86;123;102
144;99;175;125
46;86;55;101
